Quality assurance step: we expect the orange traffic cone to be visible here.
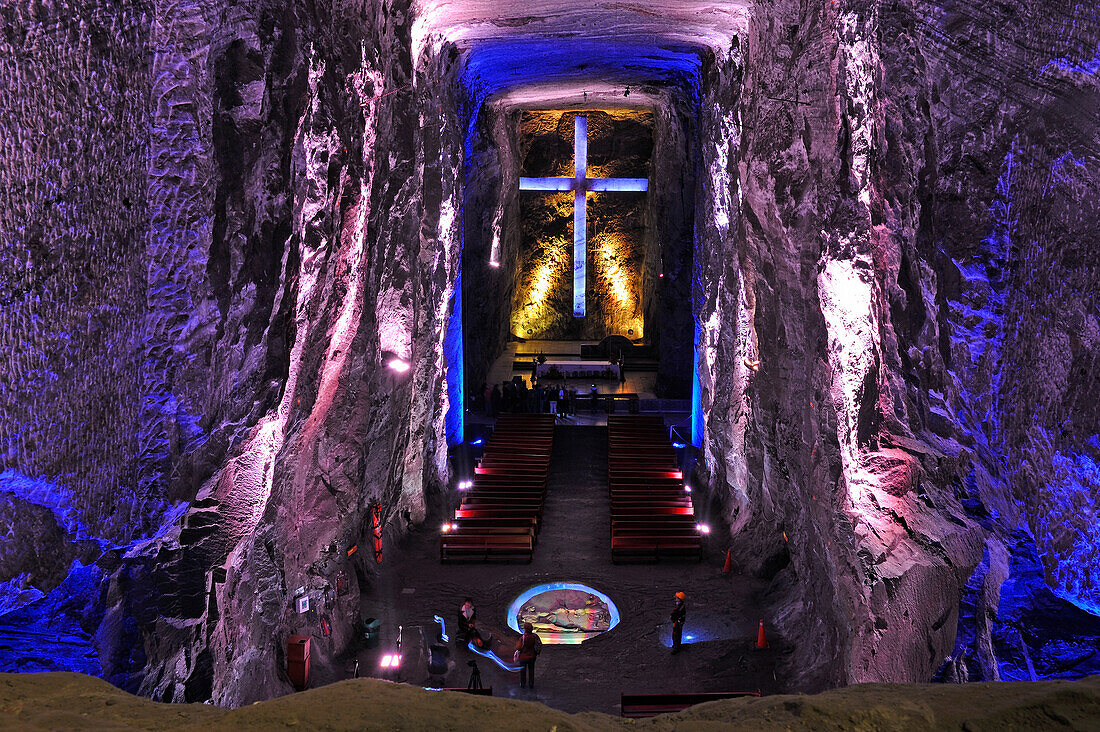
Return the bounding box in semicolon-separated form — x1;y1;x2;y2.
722;548;732;573
756;619;769;649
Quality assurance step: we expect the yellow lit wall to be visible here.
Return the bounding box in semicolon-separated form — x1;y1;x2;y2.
511;109;651;340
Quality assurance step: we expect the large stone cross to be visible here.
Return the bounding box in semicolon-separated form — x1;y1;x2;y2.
519;115;649;317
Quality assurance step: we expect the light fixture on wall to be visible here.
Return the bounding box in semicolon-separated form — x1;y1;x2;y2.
382;350;411;373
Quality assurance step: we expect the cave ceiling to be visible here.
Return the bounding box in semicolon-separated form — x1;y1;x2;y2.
413;0;750;110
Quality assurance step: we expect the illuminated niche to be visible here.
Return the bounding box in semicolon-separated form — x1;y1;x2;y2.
512;110;651;340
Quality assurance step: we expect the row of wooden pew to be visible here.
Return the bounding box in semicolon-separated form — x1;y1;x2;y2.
608;415;702;563
439;414;555;563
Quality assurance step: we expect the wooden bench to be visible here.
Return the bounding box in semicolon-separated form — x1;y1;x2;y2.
462;492;546;504
481;447;552;457
612;527;700;538
479;455;551;464
608;456;678;465
445;524;537;546
611;506;694;517
619;691;761;718
464;485;547;495
611;536;702;563
455;508;542;529
462;495;546;508
612;517;698;531
609;470;683;480
471;479;548;490
610;476;684;484
475;466;549;477
611;495;693;505
440;534;533;563
444;687;493;696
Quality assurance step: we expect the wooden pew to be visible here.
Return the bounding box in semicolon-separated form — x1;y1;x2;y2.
611;536;702;563
619;691;761;718
610;505;694;517
440;534;533;563
454;508;542;527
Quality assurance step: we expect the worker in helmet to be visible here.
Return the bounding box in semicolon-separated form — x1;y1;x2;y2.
670;592;687;654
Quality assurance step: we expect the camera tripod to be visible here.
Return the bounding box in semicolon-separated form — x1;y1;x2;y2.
466;660;483;690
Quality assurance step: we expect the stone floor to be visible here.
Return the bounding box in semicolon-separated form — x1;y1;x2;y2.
354;425;787;715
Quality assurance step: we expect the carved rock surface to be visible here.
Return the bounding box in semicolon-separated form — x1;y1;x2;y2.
0;0;1097;705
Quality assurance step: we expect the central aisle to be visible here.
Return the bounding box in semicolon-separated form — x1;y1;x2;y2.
535;426;610;569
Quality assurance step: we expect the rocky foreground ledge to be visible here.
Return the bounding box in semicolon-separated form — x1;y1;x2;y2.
1;673;1098;730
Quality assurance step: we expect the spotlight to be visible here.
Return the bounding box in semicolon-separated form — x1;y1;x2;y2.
684;485;692;493
696;523;711;534
387;358;410;372
470;438;483;445
489;260;501;268
441;523;452;532
380;653;402;668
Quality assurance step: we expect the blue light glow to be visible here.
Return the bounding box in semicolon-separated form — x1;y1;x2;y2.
588;179;649;192
1041;42;1100;76
466;641;523;671
691;317;703;448
470;438;483;445
505;581;621;643
444;263;464;446
433;615;449;643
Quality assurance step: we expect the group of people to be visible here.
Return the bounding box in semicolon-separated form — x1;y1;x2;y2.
440;591;688;691
457;597;543;689
478;378;601;419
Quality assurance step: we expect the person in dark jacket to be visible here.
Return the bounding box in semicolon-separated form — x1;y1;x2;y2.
458;598;476;642
514;622;542;689
670;591;687;654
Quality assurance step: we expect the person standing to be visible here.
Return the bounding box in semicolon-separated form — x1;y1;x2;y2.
489;385;501;418
534;382;545;414
458;598;477;643
670;592;687;654
515;622;542;689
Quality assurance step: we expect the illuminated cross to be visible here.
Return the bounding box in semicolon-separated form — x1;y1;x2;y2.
519;115;648;317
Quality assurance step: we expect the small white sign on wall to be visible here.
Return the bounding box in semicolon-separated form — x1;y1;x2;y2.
297;595;310;614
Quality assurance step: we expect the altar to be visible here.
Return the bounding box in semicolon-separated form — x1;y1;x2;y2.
535;360;619;380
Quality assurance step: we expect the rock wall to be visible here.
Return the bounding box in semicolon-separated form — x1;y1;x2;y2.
0;0;151;541
0;0;1097;705
693;0;1100;690
1;0;465;704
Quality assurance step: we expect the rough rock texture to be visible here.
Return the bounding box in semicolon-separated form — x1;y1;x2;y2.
2;0;464;705
692;0;1100;689
1;0;1098;706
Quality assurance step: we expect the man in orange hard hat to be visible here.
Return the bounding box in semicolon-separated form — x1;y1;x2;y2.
670;592;687;654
